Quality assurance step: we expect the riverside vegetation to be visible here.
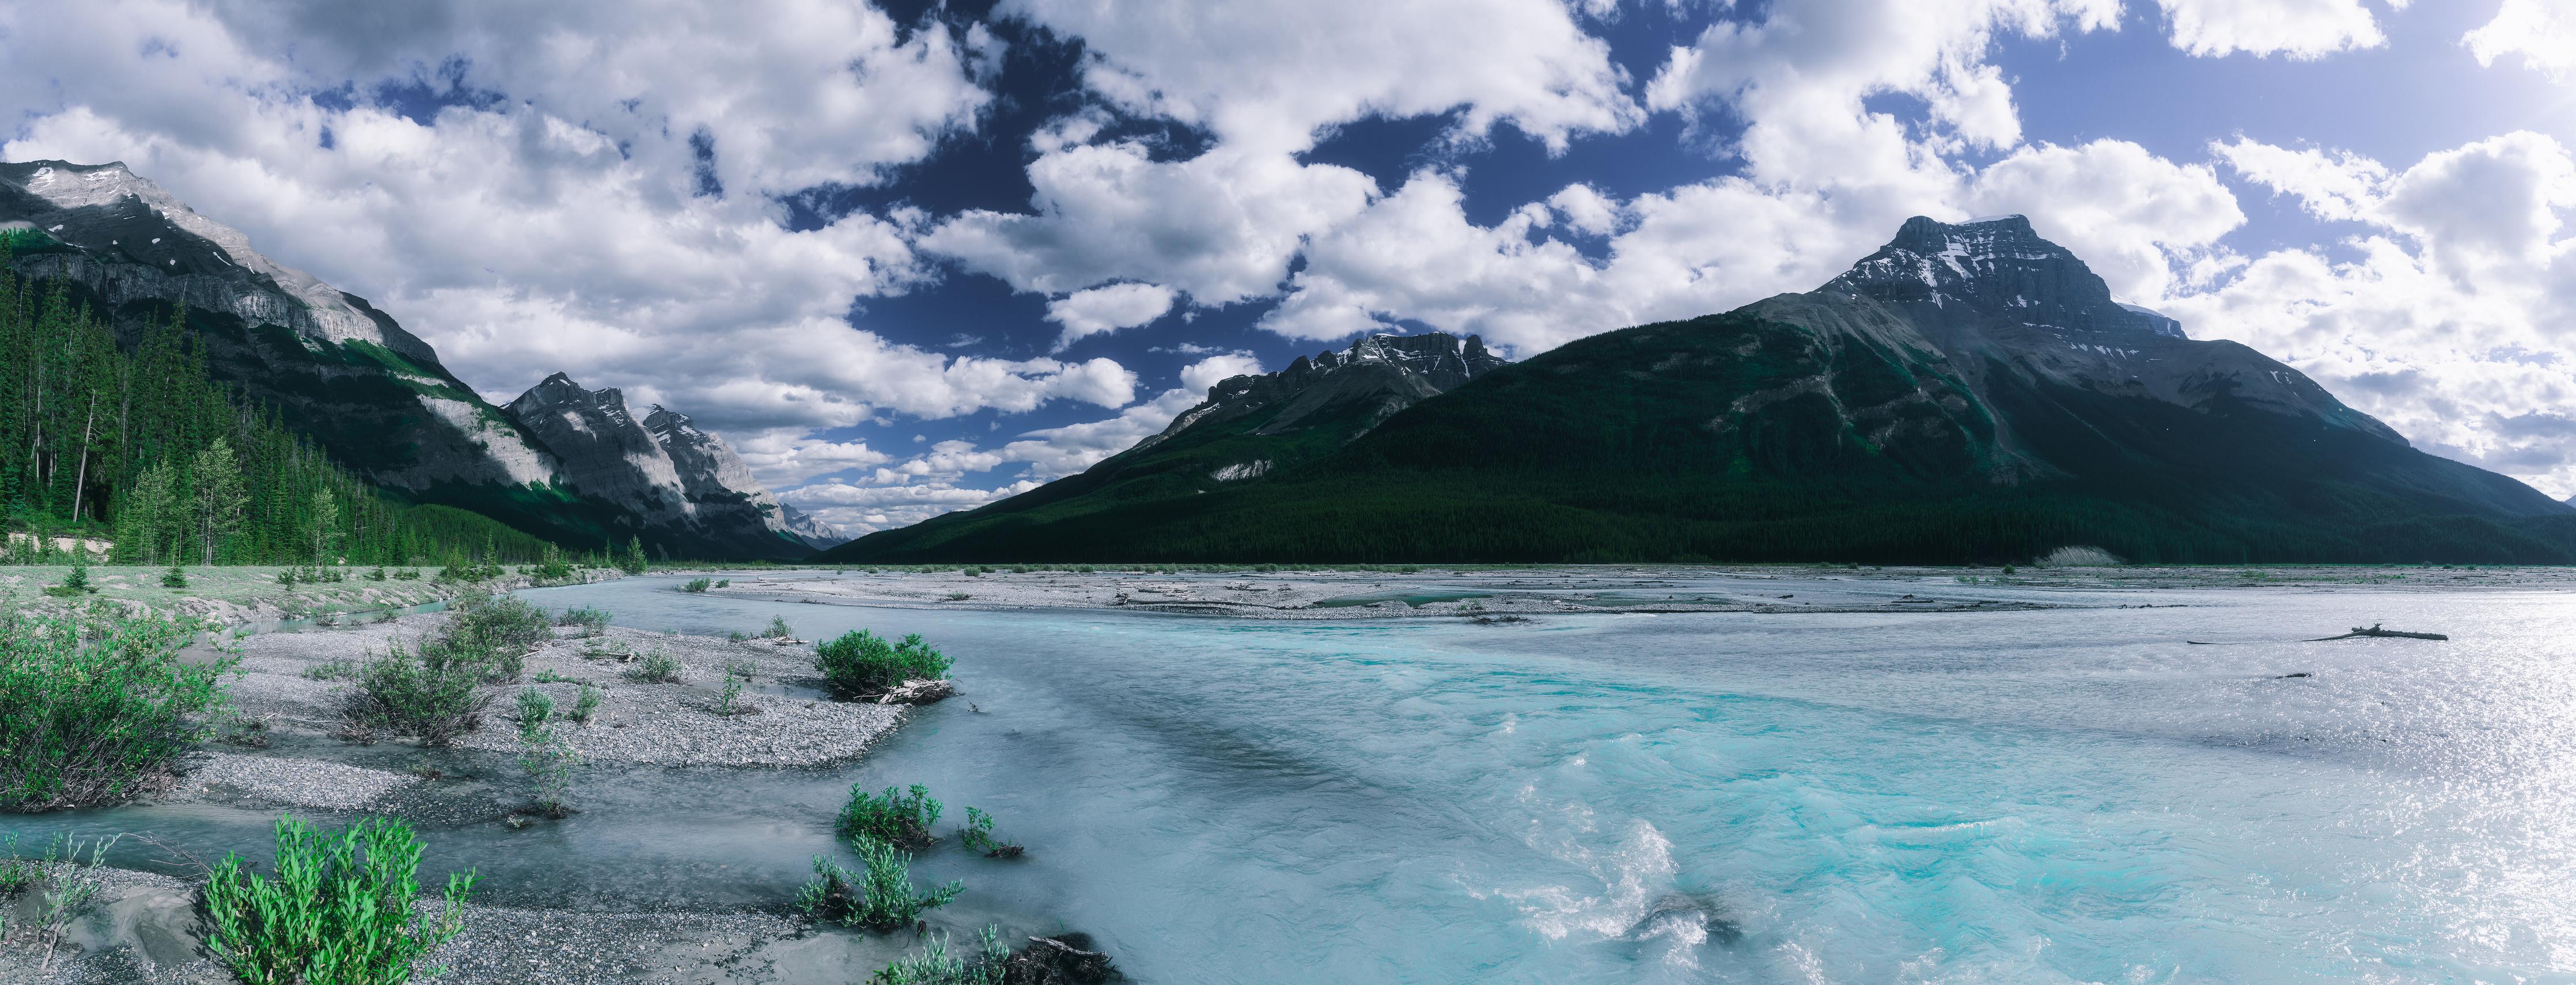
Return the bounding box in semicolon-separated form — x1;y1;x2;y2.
0;580;1083;982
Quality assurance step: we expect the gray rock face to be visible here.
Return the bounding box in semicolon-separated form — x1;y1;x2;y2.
502;374;824;558
0;160;562;491
1816;214;2402;449
1142;332;1507;453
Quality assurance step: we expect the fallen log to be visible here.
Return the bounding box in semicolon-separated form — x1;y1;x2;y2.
2308;623;2447;642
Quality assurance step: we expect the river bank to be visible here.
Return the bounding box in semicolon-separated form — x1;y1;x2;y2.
0;596;987;984
0;565;622;628
699;560;2576;619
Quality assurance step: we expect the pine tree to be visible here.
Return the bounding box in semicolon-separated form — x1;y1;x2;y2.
192;438;248;565
623;535;649;574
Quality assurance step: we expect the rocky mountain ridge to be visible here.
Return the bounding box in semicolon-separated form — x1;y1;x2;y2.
835;215;2573;563
1;159;828;558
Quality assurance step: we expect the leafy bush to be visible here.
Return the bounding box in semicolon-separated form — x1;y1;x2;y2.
0;608;230;811
959;807;1024;858
513;689;579;817
627;651;684;684
569;685;603;724
303;658;357;681
203;815;476;985
681;578;712;593
815;631;951;700
795;839;961;930
761;615;795;639
0;831;118;967
717;669;748;717
838;783;942;847
555;605;611;635
437;590;552;679
871;926;1008;985
715;579;730;588
347;642;493;747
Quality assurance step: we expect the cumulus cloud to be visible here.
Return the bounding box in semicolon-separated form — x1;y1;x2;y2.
2466;0;2576;81
2173;131;2576;494
2154;0;2393;60
0;0;1148;473
1045;282;1178;350
1179;354;1264;394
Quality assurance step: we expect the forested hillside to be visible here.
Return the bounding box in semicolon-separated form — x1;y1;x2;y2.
0;245;549;565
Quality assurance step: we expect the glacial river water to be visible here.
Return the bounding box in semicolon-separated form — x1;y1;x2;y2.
22;572;2576;982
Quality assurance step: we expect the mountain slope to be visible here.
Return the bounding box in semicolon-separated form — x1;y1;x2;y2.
1;159;818;559
835;215;2575;565
821;333;1505;560
501;374;834;557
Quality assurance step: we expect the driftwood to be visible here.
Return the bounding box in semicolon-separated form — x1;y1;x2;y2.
2308;623;2448;642
874;678;956;705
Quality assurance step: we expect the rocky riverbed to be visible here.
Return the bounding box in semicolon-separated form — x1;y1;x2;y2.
0;605;994;984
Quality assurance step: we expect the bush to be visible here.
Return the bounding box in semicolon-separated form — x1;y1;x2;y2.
838;783;942;847
161;565;190;588
203;815;476;985
815;631;950;700
513;689;578;816
45;559;96;597
2036;545;2124;568
0;609;230;811
959;807;1024;858
760;615;795;639
627;651;684;684
871;927;1009;985
438;591;552;680
681;578;712;593
569;685;603;724
347;642;493;746
514;687;555;736
795;839;961;930
556;605;611;636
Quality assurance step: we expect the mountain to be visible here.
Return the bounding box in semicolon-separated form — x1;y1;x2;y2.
833;215;2576;565
0;160;816;559
500;374;836;556
823;332;1505;560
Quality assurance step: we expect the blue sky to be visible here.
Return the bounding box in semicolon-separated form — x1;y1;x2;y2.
6;0;2576;529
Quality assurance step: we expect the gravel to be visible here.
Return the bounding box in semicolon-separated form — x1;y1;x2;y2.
173;752;419;811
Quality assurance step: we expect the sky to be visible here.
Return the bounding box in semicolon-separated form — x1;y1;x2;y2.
6;0;2576;532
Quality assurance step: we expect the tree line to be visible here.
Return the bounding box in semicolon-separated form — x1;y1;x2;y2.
0;252;550;566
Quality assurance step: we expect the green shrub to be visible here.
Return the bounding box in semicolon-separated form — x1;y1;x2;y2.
514;687;555;736
871;926;1008;985
815;631;950;700
715;579;730;588
44;559;96;597
837;783;942;847
959;807;1024;858
347;642;492;746
569;685;603;724
203;815;475;985
368;566;388;582
0;608;230;811
555;605;611;635
681;578;712;593
795;839;961;930
761;615;795;639
303;658;357;681
0;831;118;964
161;565;190;588
717;669;748;717
437;591;551;680
627;651;684;684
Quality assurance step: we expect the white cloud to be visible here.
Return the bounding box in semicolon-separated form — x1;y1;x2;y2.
2466;0;2576;81
2213;137;2391;221
1965;140;2246;300
1180;354;1264;394
1045;282;1178;350
1006;0;1639;154
2154;0;2393;60
0;0;1157;463
922;141;1376;304
1548;184;1622;236
2176;131;2576;494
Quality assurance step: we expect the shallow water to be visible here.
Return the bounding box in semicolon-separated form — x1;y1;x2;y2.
18;572;2576;982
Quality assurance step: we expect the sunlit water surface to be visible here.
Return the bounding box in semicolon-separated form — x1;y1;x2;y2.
20;573;2576;983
